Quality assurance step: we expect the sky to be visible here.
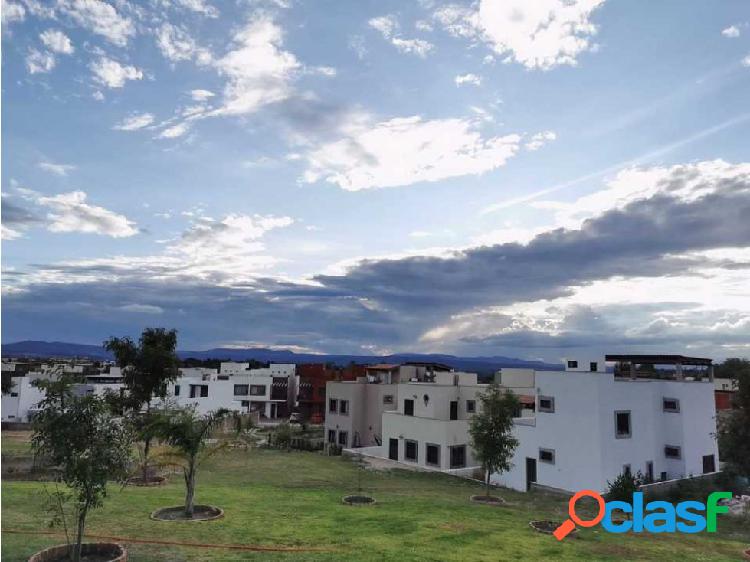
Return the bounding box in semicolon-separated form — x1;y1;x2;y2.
2;0;750;362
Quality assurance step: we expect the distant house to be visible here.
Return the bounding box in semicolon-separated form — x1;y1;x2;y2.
296;363;363;423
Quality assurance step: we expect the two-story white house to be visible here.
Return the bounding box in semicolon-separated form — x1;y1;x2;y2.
491;354;720;493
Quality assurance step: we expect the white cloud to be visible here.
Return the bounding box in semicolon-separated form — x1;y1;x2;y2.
119;303;164;314
155;22;212;64
37;190;139;237
57;0;135;47
721;25;740;38
113;112;155;131
175;0;218;18
211;15;300;116
369;14;435;57
38;161;76;176
92;90;105;101
302;115;522;191
348;35;367;59
2;2;26;24
743;54;750;67
90;56;143;88
190;89;215;101
435;0;605;70
455;73;481;86
524;130;557;150
157;122;191;139
40;29;74;54
26;48;55;74
415;20;433;32
2;225;23;240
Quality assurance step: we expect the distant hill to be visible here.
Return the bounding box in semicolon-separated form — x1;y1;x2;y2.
1;340;561;375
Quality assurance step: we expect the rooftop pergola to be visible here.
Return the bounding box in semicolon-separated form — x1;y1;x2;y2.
605;354;714;381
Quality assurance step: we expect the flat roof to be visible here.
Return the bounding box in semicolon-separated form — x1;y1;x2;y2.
605;354;712;366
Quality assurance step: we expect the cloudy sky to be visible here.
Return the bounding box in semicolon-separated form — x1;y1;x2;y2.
2;0;749;361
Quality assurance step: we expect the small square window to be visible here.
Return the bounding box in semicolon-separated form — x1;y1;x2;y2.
383;394;394;404
662;398;680;413
590;362;598;372
567;360;578;369
329;398;338;413
405;440;418;462
539;448;555;464
339;400;349;415
539;396;555;413
665;445;681;459
466;400;476;413
241;400;249;407
426;443;440;466
615;411;631;439
10;392;18;397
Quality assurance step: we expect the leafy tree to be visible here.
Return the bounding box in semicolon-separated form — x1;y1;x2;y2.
606;470;644;519
1;372;13;395
469;384;520;498
32;391;132;562
273;421;293;450
104;328;180;481
154;406;229;517
717;358;750;478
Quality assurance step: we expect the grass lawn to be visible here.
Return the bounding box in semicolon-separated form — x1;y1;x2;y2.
2;431;748;561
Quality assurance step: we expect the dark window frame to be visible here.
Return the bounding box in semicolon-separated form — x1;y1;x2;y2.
327;430;336;444
538;396;555;413
466;399;476;413
449;445;466;469
339;399;349;415
662;397;680;413
338;431;348;447
567;360;578;369
404;399;414;416
426;443;440;466
615;410;632;439
329;398;338;413
590;362;598;372
664;445;682;459
383;394;394;404
174;384;180;396
539;448;555;464
233;384;249;396
405;439;418;462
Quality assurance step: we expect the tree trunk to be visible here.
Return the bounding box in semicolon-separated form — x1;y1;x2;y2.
184;459;196;518
142;436;152;481
485;468;491;498
73;502;88;562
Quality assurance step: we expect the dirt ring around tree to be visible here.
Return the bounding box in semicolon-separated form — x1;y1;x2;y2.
529;520;577;537
470;494;506;506
342;495;376;506
126;475;166;487
28;542;126;562
150;505;224;521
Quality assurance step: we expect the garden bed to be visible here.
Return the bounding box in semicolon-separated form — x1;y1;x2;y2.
28;542;126;562
342;495;376;506
126;475;166;487
150;505;224;521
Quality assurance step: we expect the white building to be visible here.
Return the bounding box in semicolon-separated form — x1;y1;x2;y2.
492;355;719;493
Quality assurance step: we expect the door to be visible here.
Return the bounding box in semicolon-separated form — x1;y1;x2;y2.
702;454;716;474
525;457;537;491
389;438;399;461
450;401;458;420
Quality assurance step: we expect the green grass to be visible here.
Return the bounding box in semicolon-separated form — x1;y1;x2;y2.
2;432;748;561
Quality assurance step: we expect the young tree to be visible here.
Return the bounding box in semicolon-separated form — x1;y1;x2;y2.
606;470;644;519
32;391;132;562
469;384;520;498
155;406;229;518
717;358;750;478
104;328;179;481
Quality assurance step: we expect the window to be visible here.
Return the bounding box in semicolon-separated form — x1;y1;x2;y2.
645;461;654;483
339;400;349;415
327;430;336;444
383;394;394;404
249;385;266;396
449;445;466;469
329;398;338;413
174;384;180;396
234;384;249;396
338;431;348;447
590;362;598;372
466;400;476;413
404;399;414;416
190;384;209;398
10;392;18;397
615;411;631;439
426;443;440;466
567;360;578;369
538;396;555;413
450;401;458;420
663;398;680;413
539;448;555;464
665;445;682;459
405;440;418;462
200;385;208;398
241;400;250;407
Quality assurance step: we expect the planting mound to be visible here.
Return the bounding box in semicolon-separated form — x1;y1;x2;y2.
470;495;505;505
28;542;126;562
126;475;166;487
342;495;376;506
529;520;577;537
150;505;224;521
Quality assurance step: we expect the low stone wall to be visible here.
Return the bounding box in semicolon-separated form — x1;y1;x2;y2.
1;422;32;431
639;471;722;498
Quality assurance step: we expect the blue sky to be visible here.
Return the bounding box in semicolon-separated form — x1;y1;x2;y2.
2;0;750;361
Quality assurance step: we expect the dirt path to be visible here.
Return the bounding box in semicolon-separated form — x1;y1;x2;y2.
3;529;337;553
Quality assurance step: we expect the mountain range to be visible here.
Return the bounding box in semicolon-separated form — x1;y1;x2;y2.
1;340;561;375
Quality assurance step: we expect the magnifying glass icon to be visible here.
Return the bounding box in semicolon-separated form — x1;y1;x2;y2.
554;490;606;540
